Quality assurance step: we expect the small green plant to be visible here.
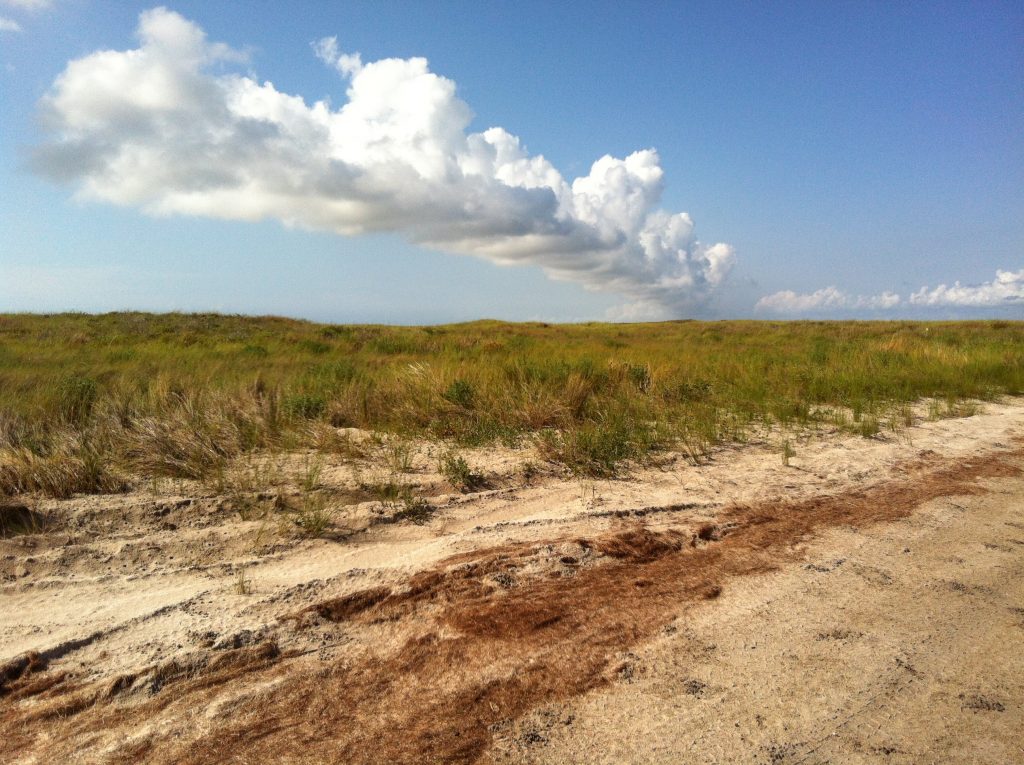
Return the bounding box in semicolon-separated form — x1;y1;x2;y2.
362;473;434;524
233;493;263;521
519;460;538;484
858;416;880;438
362;473;406;503
678;422;713;466
298;454;324;492
536;414;658;477
438;449;483;492
234;567;252;595
947;399;980;418
384;439;414;473
393;494;434;525
292;493;333;537
209;456;284;519
782;439;796;466
578;479;598;507
897;403;914;428
824;408;850;430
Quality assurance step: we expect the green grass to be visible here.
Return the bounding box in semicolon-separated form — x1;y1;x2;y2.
0;312;1022;494
438;448;484;491
289;492;334;537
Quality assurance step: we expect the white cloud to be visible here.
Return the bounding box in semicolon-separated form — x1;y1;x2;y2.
756;286;848;313
859;291;902;310
909;269;1024;307
32;8;733;315
755;287;900;314
757;267;1024;315
312;35;362;78
0;15;21;31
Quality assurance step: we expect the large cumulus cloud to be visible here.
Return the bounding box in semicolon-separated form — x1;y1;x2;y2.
33;7;734;315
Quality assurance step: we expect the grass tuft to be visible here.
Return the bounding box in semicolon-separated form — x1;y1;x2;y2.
782;439;796;466
536;414;660;477
290;493;333;537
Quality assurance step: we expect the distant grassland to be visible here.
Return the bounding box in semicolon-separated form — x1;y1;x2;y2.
1;312;1022;496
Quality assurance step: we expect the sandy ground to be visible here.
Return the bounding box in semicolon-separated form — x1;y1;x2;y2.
1;401;1022;763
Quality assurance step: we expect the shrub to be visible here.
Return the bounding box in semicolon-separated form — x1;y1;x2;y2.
438;449;483;492
392;494;434;524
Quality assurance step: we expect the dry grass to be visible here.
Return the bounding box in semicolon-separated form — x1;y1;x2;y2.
0;501;46;537
0;442;127;499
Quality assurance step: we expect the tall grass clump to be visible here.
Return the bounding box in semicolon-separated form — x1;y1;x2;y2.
537;412;664;477
0;442;127;499
122;392;270;479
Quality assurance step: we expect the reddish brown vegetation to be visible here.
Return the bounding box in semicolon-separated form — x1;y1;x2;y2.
0;652;48;698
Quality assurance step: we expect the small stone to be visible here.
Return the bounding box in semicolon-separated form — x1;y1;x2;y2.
15;565;30;578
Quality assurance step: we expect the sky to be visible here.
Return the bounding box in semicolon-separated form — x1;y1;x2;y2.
1;0;1022;323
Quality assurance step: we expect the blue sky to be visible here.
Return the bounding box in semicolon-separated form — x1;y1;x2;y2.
1;0;1021;322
